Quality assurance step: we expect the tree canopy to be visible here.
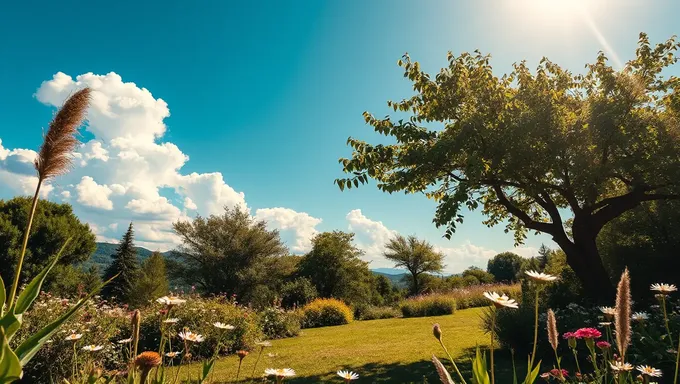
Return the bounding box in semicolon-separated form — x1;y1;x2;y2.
172;206;288;302
0;197;96;287
335;34;680;301
487;252;524;283
383;234;444;294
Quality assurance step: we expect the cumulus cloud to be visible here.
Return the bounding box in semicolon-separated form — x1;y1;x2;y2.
255;207;322;252
76;176;113;210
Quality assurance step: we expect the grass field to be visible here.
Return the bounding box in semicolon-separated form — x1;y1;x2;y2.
178;307;510;383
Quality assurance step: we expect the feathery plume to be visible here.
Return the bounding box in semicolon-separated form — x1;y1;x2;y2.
547;309;559;351
432;355;454;384
34;87;91;181
615;268;631;360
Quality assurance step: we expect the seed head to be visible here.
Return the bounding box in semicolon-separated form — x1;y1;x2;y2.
547;309;558;352
433;323;442;341
615;268;631;360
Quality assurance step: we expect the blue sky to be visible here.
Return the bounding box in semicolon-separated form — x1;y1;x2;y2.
0;0;678;272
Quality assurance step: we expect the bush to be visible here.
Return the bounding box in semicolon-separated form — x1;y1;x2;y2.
452;284;521;310
302;298;353;328
359;306;401;320
281;277;318;309
258;306;302;339
400;294;456;318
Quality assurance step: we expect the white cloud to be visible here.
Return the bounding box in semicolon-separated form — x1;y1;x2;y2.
255;207;322;252
184;197;197;210
76;176;113;210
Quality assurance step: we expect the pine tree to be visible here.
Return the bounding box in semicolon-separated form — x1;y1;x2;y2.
102;223;140;303
130;251;169;307
537;244;552;270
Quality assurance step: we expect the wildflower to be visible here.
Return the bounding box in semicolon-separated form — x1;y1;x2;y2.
135;351;162;384
563;331;577;348
650;283;677;295
525;270;558;282
256;341;273;348
337;370;360;381
483;291;519;309
540;372;550;380
117;338;133;344
599;322;612;326
610;361;634;372
550;368;568;378
178;331;205;343
81;345;104;352
632;312;648;322
237;350;249;359
163;318;179;324
597;341;611;350
547;309;559;351
213;322;235;330
600;306;616;316
265;368;296;378
615;268;631;359
574;328;601;339
636;365;662;377
65;333;83;342
432;323;442;341
156;296;187;306
165;351;181;358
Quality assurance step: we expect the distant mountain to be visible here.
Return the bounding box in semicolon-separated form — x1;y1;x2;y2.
372;271;409;289
371;267;407;275
81;242;175;272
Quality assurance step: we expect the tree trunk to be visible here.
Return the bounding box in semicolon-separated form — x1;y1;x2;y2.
554;221;616;303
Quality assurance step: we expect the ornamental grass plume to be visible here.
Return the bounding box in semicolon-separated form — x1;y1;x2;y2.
547;309;558;352
431;355;454;384
6;87;91;308
615;268;631;360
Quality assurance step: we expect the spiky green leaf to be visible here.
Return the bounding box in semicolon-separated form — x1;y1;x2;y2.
0;327;22;383
15;239;71;315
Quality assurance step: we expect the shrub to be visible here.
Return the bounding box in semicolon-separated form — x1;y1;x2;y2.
302;298;353;328
400;295;456;318
281;277;318;309
359;306;401;320
258;306;302;339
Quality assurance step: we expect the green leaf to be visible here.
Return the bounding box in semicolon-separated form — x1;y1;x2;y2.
472;346;490;384
0;275;5;317
15;239;71;315
523;360;541;384
0;327;22;383
199;358;216;383
0;312;21;342
14;273;117;366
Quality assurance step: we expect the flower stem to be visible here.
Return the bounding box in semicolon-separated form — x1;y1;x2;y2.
553;349;563;380
571;348;581;377
251;347;264;378
529;288;539;370
674;332;679;384
662;295;674;347
491;308;496;384
7;182;41;307
439;339;468;384
236;359;243;382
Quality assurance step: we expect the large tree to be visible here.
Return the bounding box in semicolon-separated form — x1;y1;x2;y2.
297;231;375;305
102;223;140;302
487;251;524;283
0;197;96;287
172;206;288;302
383;234;444;295
335;34;680;301
130;251;169;307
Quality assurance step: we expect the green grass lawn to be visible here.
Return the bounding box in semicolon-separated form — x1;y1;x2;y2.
178;307;507;383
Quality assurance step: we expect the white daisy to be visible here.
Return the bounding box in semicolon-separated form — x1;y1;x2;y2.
483;292;519;309
600;306;616;316
165;351;182;358
651;283;677;294
178;331;204;343
163;318;179;324
117;338;133;344
156;296;187;306
632;312;649;321
525;270;558;282
610;361;634;372
256;341;273;348
81;345;104;352
65;333;82;342
265;368;296;378
636;365;662;377
213;322;235;330
337;370;360;380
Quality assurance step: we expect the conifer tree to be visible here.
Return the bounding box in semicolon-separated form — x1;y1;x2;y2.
130;251;169;307
102;223;139;303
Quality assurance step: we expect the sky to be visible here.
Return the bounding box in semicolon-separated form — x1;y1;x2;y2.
0;0;678;273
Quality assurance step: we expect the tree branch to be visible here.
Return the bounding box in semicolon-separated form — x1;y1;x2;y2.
492;184;558;235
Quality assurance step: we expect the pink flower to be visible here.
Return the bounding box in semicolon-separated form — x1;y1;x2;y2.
550;368;569;378
596;341;611;350
563;332;577;340
574;327;601;339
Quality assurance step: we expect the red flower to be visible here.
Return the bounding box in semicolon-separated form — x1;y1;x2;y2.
596;341;611;350
550;368;569;378
562;332;577;339
574;327;601;339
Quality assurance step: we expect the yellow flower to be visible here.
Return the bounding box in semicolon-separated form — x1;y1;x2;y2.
178;331;204;343
636;365;662;377
337;370;359;380
265;368;296;377
525;270;558;282
650;283;677;295
483;291;518;309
